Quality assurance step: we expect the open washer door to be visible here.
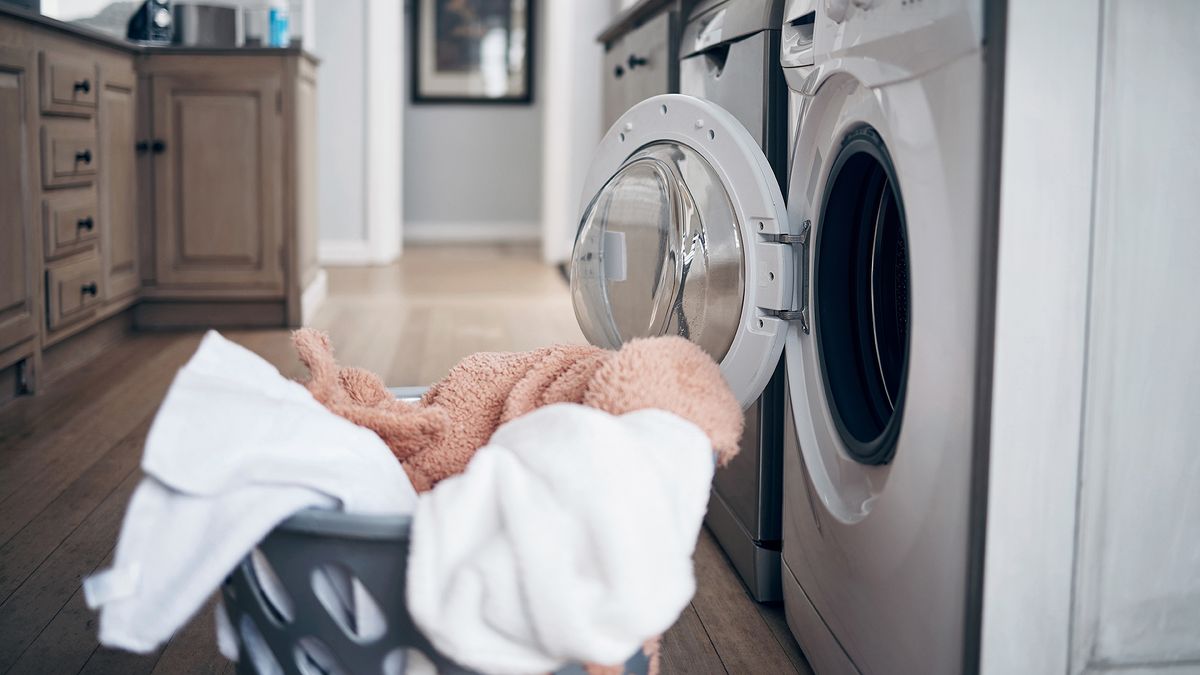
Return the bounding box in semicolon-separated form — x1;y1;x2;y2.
571;94;795;409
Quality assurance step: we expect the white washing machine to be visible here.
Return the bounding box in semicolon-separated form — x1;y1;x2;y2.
569;0;990;672
779;0;989;673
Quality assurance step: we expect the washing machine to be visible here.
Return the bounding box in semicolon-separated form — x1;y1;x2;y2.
570;0;989;671
779;0;989;673
678;0;789;603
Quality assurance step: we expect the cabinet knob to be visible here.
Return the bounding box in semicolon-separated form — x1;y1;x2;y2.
136;140;149;153
77;216;94;231
613;64;625;79
74;79;91;94
81;282;98;296
627;54;648;69
151;140;166;154
75;149;92;164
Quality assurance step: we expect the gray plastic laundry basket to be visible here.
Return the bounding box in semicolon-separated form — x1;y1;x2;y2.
220;389;649;675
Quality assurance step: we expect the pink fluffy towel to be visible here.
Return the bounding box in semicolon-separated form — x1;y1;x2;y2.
291;329;744;493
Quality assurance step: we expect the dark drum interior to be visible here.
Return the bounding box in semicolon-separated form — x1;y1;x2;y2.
814;126;910;466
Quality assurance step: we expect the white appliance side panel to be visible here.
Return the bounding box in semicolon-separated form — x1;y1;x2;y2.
1072;0;1200;670
985;1;1200;673
980;0;1101;670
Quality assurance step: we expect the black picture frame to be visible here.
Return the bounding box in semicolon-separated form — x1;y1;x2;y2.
410;0;534;105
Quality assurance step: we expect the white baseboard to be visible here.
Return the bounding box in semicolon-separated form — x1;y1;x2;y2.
300;268;328;325
404;220;541;244
318;239;400;266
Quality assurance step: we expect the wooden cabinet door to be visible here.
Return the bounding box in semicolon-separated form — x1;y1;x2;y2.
0;48;38;358
99;64;138;301
151;72;283;291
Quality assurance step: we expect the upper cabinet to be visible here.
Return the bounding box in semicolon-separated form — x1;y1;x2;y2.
0;47;38;367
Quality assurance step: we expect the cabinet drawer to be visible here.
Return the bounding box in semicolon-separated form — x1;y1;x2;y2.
40;52;97;116
46;253;103;330
602;12;675;128
41;121;97;188
42;189;99;258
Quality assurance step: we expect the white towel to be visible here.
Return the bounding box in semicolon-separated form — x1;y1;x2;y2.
84;331;416;654
406;403;714;675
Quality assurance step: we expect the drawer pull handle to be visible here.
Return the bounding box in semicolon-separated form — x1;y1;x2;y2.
74;79;91;94
77;216;95;231
81;282;98;297
75;149;92;164
627;54;648;69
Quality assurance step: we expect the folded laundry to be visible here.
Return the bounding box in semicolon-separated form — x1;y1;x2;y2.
407;403;715;675
83;331;417;654
292;329;744;493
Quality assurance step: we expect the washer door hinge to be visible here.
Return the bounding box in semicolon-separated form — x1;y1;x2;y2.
765;219;811;333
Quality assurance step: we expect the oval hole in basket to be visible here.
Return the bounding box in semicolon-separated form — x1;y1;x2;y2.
251;548;295;625
294;635;348;675
310;562;387;643
239;615;284;675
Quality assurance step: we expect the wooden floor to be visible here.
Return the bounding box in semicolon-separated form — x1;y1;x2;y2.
0;244;810;675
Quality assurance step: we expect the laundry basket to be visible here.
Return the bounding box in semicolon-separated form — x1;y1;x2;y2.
220;389;650;675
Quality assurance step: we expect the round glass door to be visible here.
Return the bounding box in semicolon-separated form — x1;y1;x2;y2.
571;141;746;362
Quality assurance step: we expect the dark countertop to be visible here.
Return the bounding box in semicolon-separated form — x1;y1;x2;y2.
0;4;318;62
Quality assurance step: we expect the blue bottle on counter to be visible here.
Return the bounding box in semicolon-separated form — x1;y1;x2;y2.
268;0;289;47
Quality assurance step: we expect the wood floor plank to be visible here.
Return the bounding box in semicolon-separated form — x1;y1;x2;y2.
0;333;175;452
0;470;139;672
78;645;163;675
690;531;800;675
7;556;117;675
149;595;231;675
0;416;150;602
660;603;727;675
0;336;199;545
758;601;815;675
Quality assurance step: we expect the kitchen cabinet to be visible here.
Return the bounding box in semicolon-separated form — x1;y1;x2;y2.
599;0;683;130
98;63;138;301
136;53;318;329
0;47;39;371
0;7;319;401
148;70;283;291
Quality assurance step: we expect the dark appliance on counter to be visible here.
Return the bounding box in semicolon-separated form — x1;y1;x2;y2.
126;0;173;45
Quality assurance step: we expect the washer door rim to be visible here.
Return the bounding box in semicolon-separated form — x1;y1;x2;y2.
812;124;911;466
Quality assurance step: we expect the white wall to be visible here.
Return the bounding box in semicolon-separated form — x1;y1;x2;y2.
401;0;546;244
314;0;366;243
540;0;611;264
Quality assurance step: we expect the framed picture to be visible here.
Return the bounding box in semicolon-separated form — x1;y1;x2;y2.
411;0;534;104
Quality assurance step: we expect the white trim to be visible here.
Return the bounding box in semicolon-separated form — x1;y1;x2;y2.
539;1;609;265
300;268;328;324
364;0;403;260
404;221;541;244
318;239;400;266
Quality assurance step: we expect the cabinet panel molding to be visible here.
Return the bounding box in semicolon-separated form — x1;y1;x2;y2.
0;46;39;363
99;63;138;300
151;72;284;292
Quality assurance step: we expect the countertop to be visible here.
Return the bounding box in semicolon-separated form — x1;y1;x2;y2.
598;0;682;44
0;4;318;62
